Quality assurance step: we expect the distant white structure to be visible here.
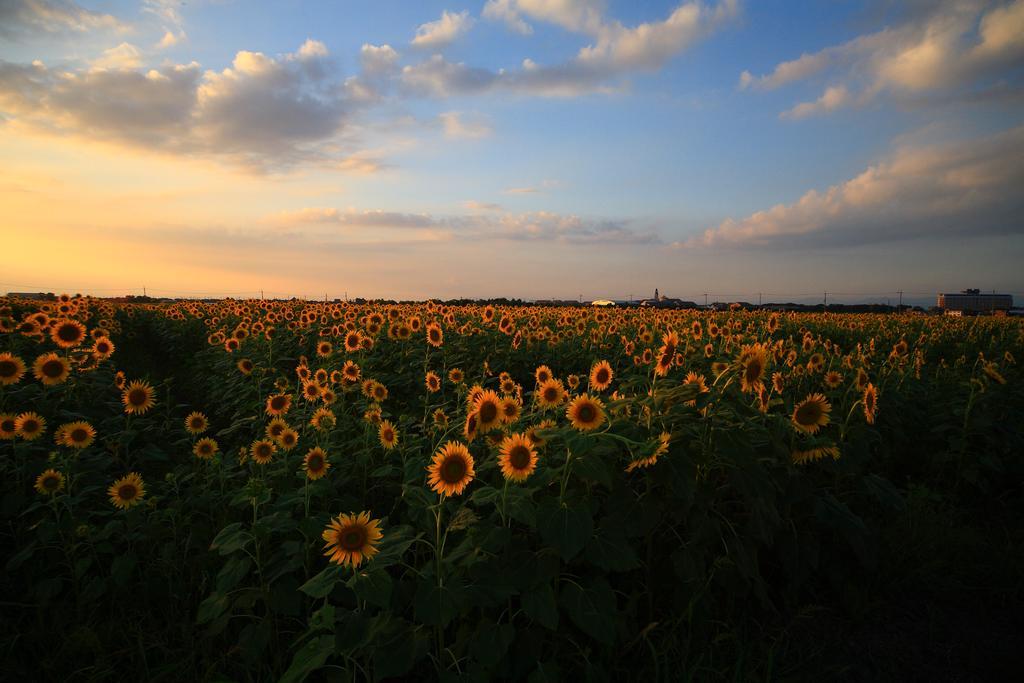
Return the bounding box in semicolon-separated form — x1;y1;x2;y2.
937;289;1012;313
590;299;616;307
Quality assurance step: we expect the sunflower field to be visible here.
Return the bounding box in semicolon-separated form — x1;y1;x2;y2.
2;295;1022;681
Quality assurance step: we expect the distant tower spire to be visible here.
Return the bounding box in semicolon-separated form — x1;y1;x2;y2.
654;287;659;301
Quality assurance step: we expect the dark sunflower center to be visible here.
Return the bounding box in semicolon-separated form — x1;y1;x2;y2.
23;420;40;433
543;388;558;402
440;456;467;483
340;527;367;551
479;402;498;423
381;429;393;442
191;418;204;429
70;428;88;442
745;360;762;382
58;325;80;341
0;360;17;377
508;445;531;470
43;360;64;377
1;419;15;432
129;389;148;406
97;342;110;352
430;330;440;342
308;455;324;470
43;476;60;490
596;369;609;384
256;444;272;457
271;396;287;410
796;402;821;425
118;484;137;500
576;403;596;423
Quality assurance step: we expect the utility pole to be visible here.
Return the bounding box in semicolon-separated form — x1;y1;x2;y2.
704;292;708;308
260;289;264;300
143;286;146;297
823;291;827;307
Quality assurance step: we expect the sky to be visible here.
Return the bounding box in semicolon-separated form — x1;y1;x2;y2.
1;0;1022;304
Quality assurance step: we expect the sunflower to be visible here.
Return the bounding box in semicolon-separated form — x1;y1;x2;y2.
316;341;333;358
15;412;46;440
371;381;388;403
342;361;361;384
448;367;464;384
0;414;16;440
739;344;768;394
432;408;449;430
237;358;254;375
626;432;671;473
0;352;26;385
655;331;679;377
364;406;382;425
344;331;362;353
250;439;277;465
427;441;476;496
33;353;71;386
526;419;556;447
771;372;785;393
310;407;336;431
566;394;606;431
122;380;156;415
791;445;840;464
62;421;96;449
500;396;521;424
265;393;292;416
378;420;399;450
108;473;145;510
34;469;65;496
426;322;444;348
534;365;553;385
498;433;538;482
92;336;115;360
51;319;87;348
791;393;831;434
193;437;219;460
277;427;299;451
303;447;331;480
862;383;878;424
536;378;566;409
184;411;208;435
473;389;503;433
589;360;613;392
115;370;126;389
425;371;441;393
824;370;843;389
322;511;383;568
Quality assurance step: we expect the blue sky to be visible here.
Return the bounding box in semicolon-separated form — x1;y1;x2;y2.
1;0;1022;303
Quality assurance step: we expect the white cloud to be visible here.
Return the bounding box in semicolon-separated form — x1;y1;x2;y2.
464;200;503;211
0;0;126;37
91;43;144;71
156;30;187;49
678;125;1024;248
482;0;533;35
403;1;738;97
740;0;1024;116
411;10;474;50
438;111;492;139
781;84;851;119
360;44;400;76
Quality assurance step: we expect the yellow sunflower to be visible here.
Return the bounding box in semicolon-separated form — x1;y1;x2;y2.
34;469;65;496
184;411;208;435
378;420;398;450
0;352;26;385
322;511;383;568
265;393;292;416
92;336;115;360
276;427;299;451
425;371;441;393
15;412;46;441
108;473;146;510
427;441;476;496
303;447;331;480
739;343;768;394
566;393;606;431
589;360;613;392
61;421;96;449
50;319;87;348
33;353;71;386
472;389;503;433
862;383;879;425
250;439;277;465
626;432;671;473
310;407;336;431
536;378;566;409
0;414;17;440
122;380;156;415
791;445;840;464
425;322;444;348
791;393;831;434
193;437;219;460
498;433;538;482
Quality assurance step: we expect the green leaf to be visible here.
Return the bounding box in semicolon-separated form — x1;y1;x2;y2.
470;621;515;667
111;553;137;585
413;578;462;626
210;522;253;555
585;521;639;572
299;565;343;599
560;577;616;645
196;592;230;625
372;524;418;569
572;452;614;490
279;635;334;683
347;567;392;609
521;584;559;630
537;500;592;561
216;554;252;593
